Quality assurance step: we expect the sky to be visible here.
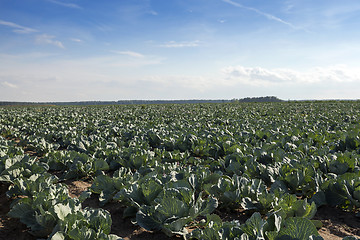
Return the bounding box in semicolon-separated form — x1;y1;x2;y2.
1;0;360;101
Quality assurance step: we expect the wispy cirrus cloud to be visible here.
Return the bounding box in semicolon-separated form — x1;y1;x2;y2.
0;19;38;34
112;50;145;58
160;40;200;48
36;34;65;49
0;19;66;49
1;81;18;88
283;1;295;13
222;0;298;30
148;10;158;16
46;0;82;9
70;38;83;43
222;65;360;86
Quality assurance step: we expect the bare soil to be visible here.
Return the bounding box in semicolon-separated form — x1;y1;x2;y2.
314;205;360;239
66;179;92;198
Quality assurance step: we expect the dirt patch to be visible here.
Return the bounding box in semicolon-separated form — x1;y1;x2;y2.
318;228;343;240
24;150;39;157
213;207;252;224
0;216;36;240
314;205;360;239
66;179;92;198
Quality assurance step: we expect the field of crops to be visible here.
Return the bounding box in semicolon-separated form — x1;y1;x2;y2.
1;101;360;240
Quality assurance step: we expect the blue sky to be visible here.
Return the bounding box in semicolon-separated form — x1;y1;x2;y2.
1;0;360;101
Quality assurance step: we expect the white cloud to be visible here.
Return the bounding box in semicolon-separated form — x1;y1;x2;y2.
36;34;65;49
222;65;360;86
283;1;295;13
0;19;38;34
104;51;163;67
222;0;298;30
148;10;158;16
160;40;200;48
70;38;83;43
46;0;81;9
112;51;145;58
1;56;359;101
1;81;18;88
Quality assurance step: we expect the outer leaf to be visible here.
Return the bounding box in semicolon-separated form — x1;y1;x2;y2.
190;228;221;240
136;206;162;231
241;212;266;239
94;159;109;171
163;216;190;236
68;226;97;240
7;201;33;219
106;234;125;240
276;217;319;240
141;178;163;205
53;203;72;221
123;206;138;219
50;231;66;240
190;194;218;217
86;208;112;235
265;212;282;233
156;198;188;221
293;200;317;219
310;191;327;207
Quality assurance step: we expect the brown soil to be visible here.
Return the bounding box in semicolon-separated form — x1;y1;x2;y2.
314;205;360;240
24;150;39;157
213;207;252;223
66;179;92;198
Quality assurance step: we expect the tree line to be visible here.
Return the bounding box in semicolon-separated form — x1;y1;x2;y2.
0;96;283;106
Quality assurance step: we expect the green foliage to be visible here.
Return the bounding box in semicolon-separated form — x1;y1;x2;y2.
2;101;360;239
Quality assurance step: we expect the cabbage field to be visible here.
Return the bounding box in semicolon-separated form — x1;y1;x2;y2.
0;101;360;240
